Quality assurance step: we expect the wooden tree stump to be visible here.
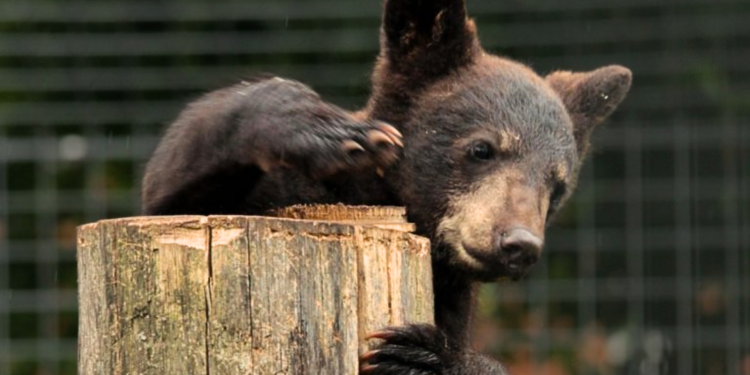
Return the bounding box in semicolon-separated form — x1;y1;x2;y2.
77;205;433;375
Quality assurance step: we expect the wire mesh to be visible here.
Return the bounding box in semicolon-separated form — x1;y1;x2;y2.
0;1;748;374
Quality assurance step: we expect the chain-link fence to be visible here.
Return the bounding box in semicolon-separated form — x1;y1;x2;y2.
0;1;748;374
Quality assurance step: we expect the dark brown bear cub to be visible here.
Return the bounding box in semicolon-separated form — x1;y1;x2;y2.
142;0;632;373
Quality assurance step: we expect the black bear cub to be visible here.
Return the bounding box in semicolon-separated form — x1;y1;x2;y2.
143;0;632;373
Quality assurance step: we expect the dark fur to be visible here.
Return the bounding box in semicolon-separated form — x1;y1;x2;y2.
142;1;632;373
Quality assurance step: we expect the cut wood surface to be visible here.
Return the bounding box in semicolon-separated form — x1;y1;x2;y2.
77;205;433;375
272;204;416;232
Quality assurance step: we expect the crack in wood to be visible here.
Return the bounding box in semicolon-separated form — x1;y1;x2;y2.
205;223;213;375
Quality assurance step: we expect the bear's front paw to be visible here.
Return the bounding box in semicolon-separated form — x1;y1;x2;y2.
278;118;403;179
360;324;459;375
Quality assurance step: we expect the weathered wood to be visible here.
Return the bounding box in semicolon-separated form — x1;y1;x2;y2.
78;206;433;375
272;204;416;232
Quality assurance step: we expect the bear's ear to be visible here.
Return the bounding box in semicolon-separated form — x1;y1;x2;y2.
381;0;479;78
546;65;633;157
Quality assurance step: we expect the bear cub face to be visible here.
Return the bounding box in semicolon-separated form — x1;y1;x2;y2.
387;56;630;282
364;1;632;283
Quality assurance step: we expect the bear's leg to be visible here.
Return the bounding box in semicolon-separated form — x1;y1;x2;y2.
142;77;402;215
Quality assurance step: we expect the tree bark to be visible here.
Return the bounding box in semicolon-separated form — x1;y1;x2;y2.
77;205;433;375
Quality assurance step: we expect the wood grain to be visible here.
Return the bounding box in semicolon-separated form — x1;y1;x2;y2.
78;206;433;374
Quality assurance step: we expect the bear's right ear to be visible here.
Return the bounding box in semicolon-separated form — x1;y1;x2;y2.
546;65;633;157
381;0;479;78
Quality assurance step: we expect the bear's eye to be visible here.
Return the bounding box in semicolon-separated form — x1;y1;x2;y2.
549;183;567;208
469;141;493;161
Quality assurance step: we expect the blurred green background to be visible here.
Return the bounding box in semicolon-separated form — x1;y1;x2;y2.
0;1;748;374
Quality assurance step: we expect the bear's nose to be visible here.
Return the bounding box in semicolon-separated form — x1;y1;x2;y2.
498;228;543;269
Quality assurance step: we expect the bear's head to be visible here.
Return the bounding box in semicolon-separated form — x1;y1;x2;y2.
366;0;632;281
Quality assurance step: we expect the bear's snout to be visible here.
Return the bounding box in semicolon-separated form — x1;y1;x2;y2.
495;228;543;279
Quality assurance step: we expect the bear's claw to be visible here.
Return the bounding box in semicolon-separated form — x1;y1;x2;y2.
374;124;404;146
342;140;366;154
360;324;459;375
283;118;403;179
368;130;397;147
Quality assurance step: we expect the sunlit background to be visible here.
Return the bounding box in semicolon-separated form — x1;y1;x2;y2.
0;1;748;374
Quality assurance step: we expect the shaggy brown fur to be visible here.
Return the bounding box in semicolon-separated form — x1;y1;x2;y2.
142;1;632;373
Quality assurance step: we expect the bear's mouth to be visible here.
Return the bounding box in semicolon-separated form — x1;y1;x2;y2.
462;243;535;282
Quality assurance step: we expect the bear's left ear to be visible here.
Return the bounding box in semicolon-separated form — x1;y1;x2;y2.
381;0;479;79
546;65;632;157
